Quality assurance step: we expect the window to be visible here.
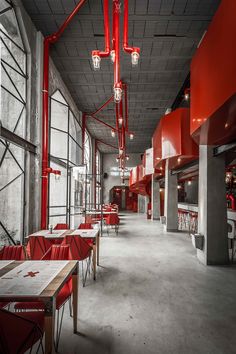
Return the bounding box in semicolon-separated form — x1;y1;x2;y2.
0;2;28;245
96;150;101;207
49;90;82;227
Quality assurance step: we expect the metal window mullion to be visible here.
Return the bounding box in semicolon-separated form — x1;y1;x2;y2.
0;35;25;75
0;28;26;54
0;6;12;16
1;58;27;79
13;105;25;133
1;62;25;103
1;85;25;105
0;171;24;193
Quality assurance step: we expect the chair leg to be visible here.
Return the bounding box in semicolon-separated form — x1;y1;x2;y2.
55;304;65;352
69;296;73;317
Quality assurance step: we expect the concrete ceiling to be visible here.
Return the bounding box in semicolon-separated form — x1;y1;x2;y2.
21;0;221;153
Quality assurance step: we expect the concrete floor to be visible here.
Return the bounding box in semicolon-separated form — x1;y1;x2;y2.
59;212;236;354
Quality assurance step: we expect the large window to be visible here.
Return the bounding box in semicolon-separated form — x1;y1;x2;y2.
49;90;83;227
0;2;28;245
96;150;102;207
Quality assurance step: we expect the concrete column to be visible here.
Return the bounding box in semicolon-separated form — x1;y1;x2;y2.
138;195;145;213
151;175;160;220
164;159;178;231
197;145;229;265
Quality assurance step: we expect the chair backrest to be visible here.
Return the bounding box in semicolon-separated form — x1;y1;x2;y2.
26;236;52;260
0;308;44;354
106;214;120;225
62;236;92;261
78;223;93;229
53;223;69;230
41;244;72;260
0;245;26;260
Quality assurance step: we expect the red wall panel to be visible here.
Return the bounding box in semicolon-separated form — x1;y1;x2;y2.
191;0;236;145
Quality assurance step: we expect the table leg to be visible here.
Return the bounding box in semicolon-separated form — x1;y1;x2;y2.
96;231;100;266
92;244;97;280
72;271;79;333
44;298;56;354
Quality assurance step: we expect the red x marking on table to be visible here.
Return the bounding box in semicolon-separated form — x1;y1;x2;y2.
24;271;39;278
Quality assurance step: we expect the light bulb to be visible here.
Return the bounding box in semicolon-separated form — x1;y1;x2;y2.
129;133;134;140
114;87;122;103
177;157;181;163
126;155;129;161
92;54;101;71
111;129;115;137
110;50;115;63
131;51;140;66
177;185;181;190
118;117;123;126
165;108;171;115
188;180;192;186
184;93;190;101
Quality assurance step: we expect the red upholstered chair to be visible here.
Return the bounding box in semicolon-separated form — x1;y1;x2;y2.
78;223;93;229
53;223;69;230
105;214;120;235
0;308;44;354
0;245;26;260
26;236;52;260
62;235;92;287
15;245;73;351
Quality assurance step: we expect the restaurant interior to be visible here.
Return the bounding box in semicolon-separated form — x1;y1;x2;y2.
0;0;236;353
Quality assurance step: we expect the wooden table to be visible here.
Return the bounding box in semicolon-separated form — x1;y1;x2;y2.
0;260;78;354
67;229;100;279
27;229;72;240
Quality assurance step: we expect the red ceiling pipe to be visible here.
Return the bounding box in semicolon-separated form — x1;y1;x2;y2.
92;0;110;60
94;140;98;207
113;0;122;102
89;114;117;132
124;83;128;131
123;0;140;60
92;95;114;116
96;139;119;150
41;0;87;229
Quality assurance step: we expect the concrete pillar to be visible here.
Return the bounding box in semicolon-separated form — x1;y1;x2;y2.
197;145;229;265
151;175;160;220
164;159;178;231
138;195;145;213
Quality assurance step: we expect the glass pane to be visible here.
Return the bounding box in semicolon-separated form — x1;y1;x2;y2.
0;1;11;13
49;162;67;207
0;142;24;190
51;95;68;132
0;89;25;133
49;215;67;227
0;8;24;51
0;142;24;244
49;206;67;217
50;129;68;160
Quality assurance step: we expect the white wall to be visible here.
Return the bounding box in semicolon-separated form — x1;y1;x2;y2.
102;153;142;204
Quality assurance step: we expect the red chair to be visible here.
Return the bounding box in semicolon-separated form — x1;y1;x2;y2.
0;245;26;260
26;236;52;260
53;223;69;230
62;235;92;286
105;214;120;235
78;223;93;229
78;223;94;246
0;308;44;354
15;245;73;351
